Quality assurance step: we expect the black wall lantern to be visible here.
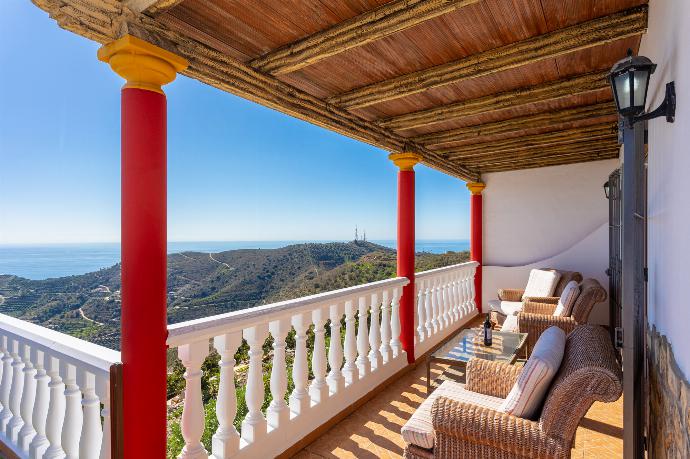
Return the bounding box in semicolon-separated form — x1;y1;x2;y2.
603;180;610;199
608;49;676;126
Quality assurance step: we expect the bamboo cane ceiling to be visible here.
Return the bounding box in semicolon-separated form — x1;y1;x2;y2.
33;0;648;181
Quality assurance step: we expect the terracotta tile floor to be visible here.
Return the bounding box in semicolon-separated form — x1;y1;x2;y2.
293;361;623;459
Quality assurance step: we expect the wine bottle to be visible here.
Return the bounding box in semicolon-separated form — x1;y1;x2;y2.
483;314;493;346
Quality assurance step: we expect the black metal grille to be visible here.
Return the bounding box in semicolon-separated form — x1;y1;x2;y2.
608;168;622;351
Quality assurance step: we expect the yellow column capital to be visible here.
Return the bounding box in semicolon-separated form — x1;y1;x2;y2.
389;152;422;171
466;182;486;195
97;34;188;94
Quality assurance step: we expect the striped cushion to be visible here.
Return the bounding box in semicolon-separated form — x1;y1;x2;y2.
401;380;504;449
522;269;561;300
500;326;565;418
553;281;580;317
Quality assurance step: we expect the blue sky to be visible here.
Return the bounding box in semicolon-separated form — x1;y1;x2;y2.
0;0;470;244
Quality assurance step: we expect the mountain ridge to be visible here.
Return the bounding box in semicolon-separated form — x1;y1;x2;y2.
0;241;469;350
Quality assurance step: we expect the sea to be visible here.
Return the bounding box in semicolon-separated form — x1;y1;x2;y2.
0;240;470;280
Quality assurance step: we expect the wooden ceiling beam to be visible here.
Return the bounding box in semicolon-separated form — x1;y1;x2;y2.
329;5;647;109
126;0;185;15
414;101;616;147
478;150;620;173
440;124;618;159
32;0;479;181
381;71;611;132
458;139;620;165
250;0;481;75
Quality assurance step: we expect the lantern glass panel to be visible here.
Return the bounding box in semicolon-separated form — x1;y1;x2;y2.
633;70;649;107
614;72;632;110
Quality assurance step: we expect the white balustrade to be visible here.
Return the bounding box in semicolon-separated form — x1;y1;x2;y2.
267;321;289;430
309;309;328;403
241;326;268;443
212;332;242;458
414;262;480;357
178;340;209;458
167;277;409;459
367;293;381;371
326;303;345;393
341;300;358;385
0;313;120;459
355;296;370;378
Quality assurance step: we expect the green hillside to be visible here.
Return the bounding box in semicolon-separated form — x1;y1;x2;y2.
0;242;469;350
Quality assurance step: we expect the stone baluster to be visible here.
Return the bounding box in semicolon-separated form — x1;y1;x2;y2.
61;363;82;458
0;336;14;432
461;270;470;316
390;288;402;358
430;278;440;333
341;300;358;385
267;320;290;430
439;275;449;328
18;342;37;451
44;356;65;459
178;340;210;458
242;325;268;443
453;272;461;320
460;268;470;315
29;348;50;459
290;314;310;416
7;338;26;441
310;308;329;403
467;268;477;311
447;274;455;323
415;283;426;343
422;280;433;337
97;375;111;459
379;290;392;363
368;293;382;371
327;302;345;394
212;331;242;458
355;295;370;378
436;277;445;329
78;370;102;458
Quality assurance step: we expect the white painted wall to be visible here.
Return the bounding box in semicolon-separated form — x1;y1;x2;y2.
639;0;690;379
481;159;619;325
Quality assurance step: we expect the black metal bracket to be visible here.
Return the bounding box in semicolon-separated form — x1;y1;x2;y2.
628;81;676;126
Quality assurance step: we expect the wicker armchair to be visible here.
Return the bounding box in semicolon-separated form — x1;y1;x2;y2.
490;269;583;326
403;325;622;459
518;278;607;355
496;269;583;302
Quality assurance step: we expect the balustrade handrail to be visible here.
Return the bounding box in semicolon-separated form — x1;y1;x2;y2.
0;313;120;377
415;260;479;280
167;276;410;347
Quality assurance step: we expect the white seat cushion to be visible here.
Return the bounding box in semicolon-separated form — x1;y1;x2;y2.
488;300;522;317
553;280;580;317
401;380;504;449
501;314;519;332
522;269;561;300
500;326;566;419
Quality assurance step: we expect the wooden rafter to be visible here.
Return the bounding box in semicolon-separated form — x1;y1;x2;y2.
442;124;618;159
479;150;620;173
414;102;616;147
460;139;620;166
250;0;481;75
380;71;611;132
328;6;647;109
31;0;479;182
125;0;184;15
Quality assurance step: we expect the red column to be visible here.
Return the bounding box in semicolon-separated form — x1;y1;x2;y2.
390;152;421;363
467;182;486;313
98;35;188;456
120;87;168;456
